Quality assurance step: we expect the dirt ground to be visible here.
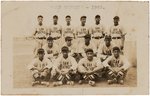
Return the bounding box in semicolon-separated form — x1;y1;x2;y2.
13;38;137;88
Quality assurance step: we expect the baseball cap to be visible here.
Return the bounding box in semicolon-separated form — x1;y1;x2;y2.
47;36;53;41
65;36;72;41
86;48;94;53
81;16;87;19
37;48;45;54
61;46;69;52
113;16;119;20
84;34;91;39
105;35;111;40
113;46;120;51
95;15;100;18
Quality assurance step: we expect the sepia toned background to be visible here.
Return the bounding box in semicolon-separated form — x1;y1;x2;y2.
1;1;149;95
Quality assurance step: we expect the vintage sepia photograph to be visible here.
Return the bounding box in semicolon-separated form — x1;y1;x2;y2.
1;1;149;95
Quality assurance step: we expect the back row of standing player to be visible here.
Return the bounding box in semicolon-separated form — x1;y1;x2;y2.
33;15;126;59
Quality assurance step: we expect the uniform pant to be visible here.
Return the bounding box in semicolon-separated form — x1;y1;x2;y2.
91;38;104;49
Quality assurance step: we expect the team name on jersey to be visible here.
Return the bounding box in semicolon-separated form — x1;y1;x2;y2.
59;61;72;69
111;27;121;34
83;62;95;71
109;59;123;67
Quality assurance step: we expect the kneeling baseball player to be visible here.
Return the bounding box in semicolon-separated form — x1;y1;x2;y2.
103;46;131;85
51;46;77;86
77;48;103;86
28;48;52;87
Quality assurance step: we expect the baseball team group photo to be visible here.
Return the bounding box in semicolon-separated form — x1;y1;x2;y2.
10;2;138;88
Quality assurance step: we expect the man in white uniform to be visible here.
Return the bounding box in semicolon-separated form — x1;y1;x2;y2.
91;15;105;50
103;46;131;85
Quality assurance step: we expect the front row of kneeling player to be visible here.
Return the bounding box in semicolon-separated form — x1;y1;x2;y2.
28;45;131;87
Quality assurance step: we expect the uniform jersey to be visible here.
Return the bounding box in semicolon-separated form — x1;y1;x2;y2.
54;55;77;71
109;25;124;38
103;55;130;70
28;57;52;71
49;24;62;38
62;25;75;38
78;57;103;71
78;41;97;57
97;42;114;56
61;43;77;55
91;24;105;38
76;25;89;38
42;43;59;59
34;24;47;38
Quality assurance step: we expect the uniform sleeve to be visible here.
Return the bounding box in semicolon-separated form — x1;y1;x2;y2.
45;59;53;69
27;59;36;70
121;57;131;70
77;58;87;73
70;57;78;70
97;44;103;58
102;56;112;67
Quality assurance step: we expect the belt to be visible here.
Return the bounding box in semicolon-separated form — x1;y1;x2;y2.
112;37;121;39
92;37;103;39
53;37;61;40
36;37;46;39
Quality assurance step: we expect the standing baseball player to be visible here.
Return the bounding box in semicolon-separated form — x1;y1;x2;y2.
76;16;90;46
78;34;97;59
91;15;105;49
103;46;131;85
51;46;77;86
62;15;75;39
49;15;62;45
32;15;48;56
97;35;114;62
109;16;126;51
42;36;59;63
28;48;52;86
77;48;103;86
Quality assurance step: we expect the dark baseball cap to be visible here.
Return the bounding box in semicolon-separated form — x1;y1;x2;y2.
37;48;45;54
113;16;119;20
105;35;111;40
84;34;91;39
65;36;72;41
47;36;53;41
61;46;69;52
113;46;120;51
86;48;94;53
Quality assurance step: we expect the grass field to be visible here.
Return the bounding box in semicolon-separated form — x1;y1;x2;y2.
13;38;137;88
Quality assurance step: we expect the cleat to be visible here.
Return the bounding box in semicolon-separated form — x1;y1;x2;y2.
32;81;40;86
118;80;124;85
107;80;114;84
41;81;50;87
78;80;83;84
88;80;96;86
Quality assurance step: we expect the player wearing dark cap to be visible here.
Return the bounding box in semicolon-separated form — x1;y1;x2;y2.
51;46;77;86
103;46;131;85
77;34;96;59
109;16;126;53
77;48;103;86
42;36;59;63
97;35;114;62
28;48;53;87
76;15;90;49
91;15;106;50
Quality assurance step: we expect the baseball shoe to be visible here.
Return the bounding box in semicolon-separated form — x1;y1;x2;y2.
107;80;114;84
78;80;83;84
118;79;124;85
67;81;74;85
88;80;96;86
32;81;40;86
52;81;63;87
41;81;50;87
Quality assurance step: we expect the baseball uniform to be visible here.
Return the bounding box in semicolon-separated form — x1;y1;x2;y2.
90;24;105;49
42;43;59;63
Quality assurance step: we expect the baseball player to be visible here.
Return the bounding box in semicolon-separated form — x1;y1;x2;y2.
49;15;62;45
78;34;97;59
61;36;77;57
42;36;59;63
97;35;114;62
76;16;90;46
90;15;106;49
103;46;131;85
28;48;53;86
77;48;103;86
109;16;126;51
51;46;77;86
32;15;48;56
62;15;75;39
